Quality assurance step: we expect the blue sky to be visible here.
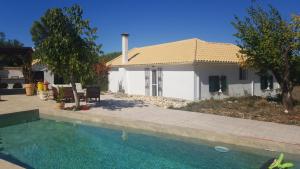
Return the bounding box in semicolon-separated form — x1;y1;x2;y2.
0;0;299;53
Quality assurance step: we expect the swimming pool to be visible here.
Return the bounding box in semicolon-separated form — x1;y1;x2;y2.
0;119;299;169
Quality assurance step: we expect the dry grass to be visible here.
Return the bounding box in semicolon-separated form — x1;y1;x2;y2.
175;96;300;126
292;86;300;102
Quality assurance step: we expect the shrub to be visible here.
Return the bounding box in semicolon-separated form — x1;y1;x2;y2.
13;83;23;88
0;83;8;89
255;99;269;107
56;87;65;103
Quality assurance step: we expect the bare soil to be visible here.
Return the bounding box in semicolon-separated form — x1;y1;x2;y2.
175;96;300;126
292;86;300;102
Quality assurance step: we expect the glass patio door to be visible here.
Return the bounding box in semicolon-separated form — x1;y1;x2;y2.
145;68;150;96
157;68;162;96
152;69;157;96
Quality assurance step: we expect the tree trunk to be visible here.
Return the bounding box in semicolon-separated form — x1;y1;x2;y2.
70;76;80;110
282;89;293;113
281;48;294;113
281;77;294;113
22;52;33;83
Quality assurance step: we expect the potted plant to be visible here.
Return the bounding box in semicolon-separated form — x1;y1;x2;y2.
24;83;34;96
39;90;48;100
56;87;65;109
43;80;49;91
22;57;34;96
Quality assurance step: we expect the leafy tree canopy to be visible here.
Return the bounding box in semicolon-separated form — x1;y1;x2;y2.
31;4;101;83
0;32;24;67
232;5;300;112
31;4;101;109
0;32;23;48
99;51;121;63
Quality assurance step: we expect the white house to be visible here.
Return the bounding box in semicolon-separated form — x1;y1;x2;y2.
32;60;55;84
0;67;25;89
107;34;279;101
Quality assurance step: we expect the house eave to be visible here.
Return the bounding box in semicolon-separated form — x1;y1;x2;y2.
108;60;240;68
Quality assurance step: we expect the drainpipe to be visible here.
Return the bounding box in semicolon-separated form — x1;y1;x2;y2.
251;80;254;96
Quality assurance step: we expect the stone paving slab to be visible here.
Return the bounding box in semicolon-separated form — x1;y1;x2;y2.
1;94;300;155
0;159;24;169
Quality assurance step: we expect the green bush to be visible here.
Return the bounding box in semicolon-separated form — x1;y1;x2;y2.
0;83;8;88
13;83;22;88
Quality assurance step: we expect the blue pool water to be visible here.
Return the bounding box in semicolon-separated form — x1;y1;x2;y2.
0;119;299;169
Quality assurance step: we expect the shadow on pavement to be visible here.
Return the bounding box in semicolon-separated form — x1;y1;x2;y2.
0;89;25;95
91;99;147;110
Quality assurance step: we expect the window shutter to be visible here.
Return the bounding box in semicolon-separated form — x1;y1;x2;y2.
157;68;163;96
145;68;150;96
220;76;227;92
239;67;247;80
268;76;273;89
239;67;243;80
260;75;268;90
209;76;219;92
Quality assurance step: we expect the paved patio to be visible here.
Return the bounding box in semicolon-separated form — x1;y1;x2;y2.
0;159;24;169
1;93;300;155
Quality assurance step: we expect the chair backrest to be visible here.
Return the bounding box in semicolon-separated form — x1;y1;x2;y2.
75;83;83;92
56;84;71;88
52;87;58;99
63;87;74;99
86;86;100;98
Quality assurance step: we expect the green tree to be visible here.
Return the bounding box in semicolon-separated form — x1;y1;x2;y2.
99;51;121;63
232;5;300;113
94;52;120;91
0;32;24;67
31;4;101;110
0;32;23;48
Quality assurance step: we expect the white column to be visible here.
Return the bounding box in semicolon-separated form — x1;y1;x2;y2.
121;33;129;64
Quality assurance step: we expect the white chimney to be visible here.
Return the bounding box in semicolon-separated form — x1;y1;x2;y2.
121;33;129;64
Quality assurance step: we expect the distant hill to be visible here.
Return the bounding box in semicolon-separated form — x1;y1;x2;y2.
99;52;121;63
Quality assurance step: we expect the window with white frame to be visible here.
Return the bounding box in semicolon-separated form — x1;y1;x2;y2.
260;75;273;90
209;75;227;93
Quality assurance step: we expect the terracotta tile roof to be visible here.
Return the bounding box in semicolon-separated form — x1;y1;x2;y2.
107;38;241;67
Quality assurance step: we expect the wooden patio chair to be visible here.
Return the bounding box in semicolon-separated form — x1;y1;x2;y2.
63;87;74;101
52;87;58;100
86;86;100;103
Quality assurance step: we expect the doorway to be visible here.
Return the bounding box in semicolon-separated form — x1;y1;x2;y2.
151;69;157;96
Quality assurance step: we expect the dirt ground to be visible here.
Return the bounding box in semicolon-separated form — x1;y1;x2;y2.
292;86;300;102
175;94;300;126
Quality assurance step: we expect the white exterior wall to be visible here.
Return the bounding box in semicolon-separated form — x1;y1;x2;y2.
108;63;279;101
109;67;145;95
108;67;121;93
108;65;195;100
0;67;25;89
161;65;195;100
32;64;54;84
126;67;145;95
0;68;24;78
44;70;54;84
195;63;279;100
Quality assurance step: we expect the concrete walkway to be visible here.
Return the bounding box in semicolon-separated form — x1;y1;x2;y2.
0;159;24;169
1;94;300;155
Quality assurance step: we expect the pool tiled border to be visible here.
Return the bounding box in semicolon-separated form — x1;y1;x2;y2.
0;159;25;169
0;109;39;128
40;110;300;155
1;94;300;156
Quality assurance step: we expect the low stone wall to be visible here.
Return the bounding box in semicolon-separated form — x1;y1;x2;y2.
0;78;25;89
112;92;191;108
